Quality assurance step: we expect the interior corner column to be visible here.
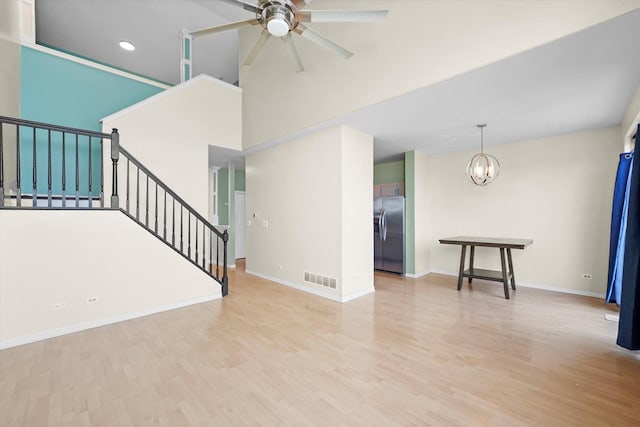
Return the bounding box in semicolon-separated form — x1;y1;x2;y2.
404;151;416;275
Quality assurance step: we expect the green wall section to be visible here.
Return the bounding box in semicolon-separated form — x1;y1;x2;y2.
19;46;165;195
218;169;229;225
404;152;416;275
218;168;245;226
374;160;404;184
234;169;245;191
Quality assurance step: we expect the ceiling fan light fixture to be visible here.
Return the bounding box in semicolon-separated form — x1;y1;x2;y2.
267;15;290;37
262;4;294;37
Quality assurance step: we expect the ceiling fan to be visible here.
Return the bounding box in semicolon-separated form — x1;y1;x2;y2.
189;0;388;72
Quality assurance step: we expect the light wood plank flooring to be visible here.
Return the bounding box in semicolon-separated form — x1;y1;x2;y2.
1;261;639;426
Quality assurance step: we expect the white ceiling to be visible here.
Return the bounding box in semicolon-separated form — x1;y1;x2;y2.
35;2;640;165
35;0;247;84
246;7;640;162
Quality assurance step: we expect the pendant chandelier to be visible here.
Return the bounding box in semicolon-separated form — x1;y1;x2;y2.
466;124;500;186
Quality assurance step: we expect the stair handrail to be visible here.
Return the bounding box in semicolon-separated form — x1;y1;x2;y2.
118;145;226;239
115;145;229;295
0;115;111;139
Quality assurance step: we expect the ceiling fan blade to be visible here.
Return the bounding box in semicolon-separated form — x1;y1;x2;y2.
216;0;261;14
243;29;271;67
294;24;353;60
190;19;259;38
282;33;304;73
299;10;388;23
291;0;313;9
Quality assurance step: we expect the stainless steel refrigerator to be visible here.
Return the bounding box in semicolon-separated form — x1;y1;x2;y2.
374;195;405;274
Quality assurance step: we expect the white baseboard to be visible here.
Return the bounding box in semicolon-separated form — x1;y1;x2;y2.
516;281;605;299
0;293;220;350
245;270;374;303
428;270;605;299
604;313;619;322
341;287;376;302
405;271;429;279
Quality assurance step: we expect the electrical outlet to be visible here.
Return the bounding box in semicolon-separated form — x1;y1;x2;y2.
263;220;269;227
86;297;98;304
50;303;66;310
582;274;592;280
277;264;283;271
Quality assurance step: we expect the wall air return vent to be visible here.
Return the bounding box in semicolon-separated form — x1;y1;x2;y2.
304;272;337;289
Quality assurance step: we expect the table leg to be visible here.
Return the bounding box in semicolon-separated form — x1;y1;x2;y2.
468;246;475;283
499;247;510;299
507;248;516;291
457;245;467;290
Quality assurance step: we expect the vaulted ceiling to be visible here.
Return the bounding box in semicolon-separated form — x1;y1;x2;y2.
35;1;640;163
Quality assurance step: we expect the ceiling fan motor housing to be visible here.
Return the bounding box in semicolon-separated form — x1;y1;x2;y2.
259;0;297;36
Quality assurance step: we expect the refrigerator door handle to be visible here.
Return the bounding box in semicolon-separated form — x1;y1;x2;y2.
380;209;387;242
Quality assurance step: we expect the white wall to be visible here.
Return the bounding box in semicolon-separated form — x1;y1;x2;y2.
102;75;242;216
0;0;20;116
413;150;431;277
239;0;639;149
245;127;342;298
340;127;374;299
245;126;374;302
0;0;20;190
622;85;640;150
426;127;621;296
0;209;221;349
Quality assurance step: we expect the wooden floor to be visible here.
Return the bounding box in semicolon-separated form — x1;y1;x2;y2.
1;261;639;426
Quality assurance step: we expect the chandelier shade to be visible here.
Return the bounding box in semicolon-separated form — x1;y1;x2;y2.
466;153;500;186
466;124;500;186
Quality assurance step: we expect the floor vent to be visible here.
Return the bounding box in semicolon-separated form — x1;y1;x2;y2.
304;272;337;289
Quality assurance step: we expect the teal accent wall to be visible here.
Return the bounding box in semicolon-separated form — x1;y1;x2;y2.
374;160;405;184
19;46;165;195
184;38;191;60
184;64;191;81
404;152;416;275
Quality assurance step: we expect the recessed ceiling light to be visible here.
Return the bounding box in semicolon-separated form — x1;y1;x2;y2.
119;40;135;51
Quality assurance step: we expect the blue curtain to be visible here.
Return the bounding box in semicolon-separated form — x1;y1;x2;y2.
617;124;640;351
607;153;634;304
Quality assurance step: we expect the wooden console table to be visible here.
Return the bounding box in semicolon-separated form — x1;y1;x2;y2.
438;236;533;299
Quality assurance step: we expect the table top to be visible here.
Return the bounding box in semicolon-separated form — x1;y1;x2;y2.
439;236;533;249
